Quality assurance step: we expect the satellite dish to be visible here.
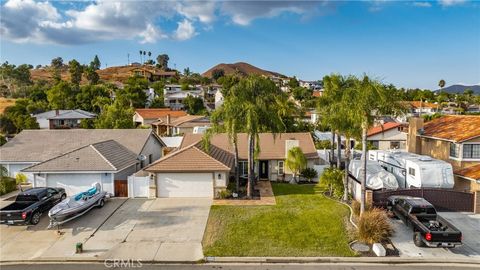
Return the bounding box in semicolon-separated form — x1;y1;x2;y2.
137;155;147;161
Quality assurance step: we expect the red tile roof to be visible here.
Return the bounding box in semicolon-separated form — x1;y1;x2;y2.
367;122;402;137
134;109;187;120
422;115;480;142
454;164;480;181
408;101;439;109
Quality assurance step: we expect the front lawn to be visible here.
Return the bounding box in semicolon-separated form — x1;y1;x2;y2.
202;183;356;257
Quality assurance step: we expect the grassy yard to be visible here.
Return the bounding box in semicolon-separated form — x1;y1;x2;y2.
203;183;356;257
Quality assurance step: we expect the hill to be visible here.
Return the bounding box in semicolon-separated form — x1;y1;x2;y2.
0;98;16;114
202;62;285;78
435;84;480;95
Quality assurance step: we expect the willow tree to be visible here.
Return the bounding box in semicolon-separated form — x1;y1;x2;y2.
348;76;406;214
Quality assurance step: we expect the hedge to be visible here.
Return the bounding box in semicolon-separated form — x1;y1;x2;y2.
0;177;17;196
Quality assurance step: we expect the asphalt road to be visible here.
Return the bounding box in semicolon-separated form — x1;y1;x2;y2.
1;263;479;270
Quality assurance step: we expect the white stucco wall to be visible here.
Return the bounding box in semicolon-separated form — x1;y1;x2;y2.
2;163;36;183
367;128;407;150
140;134;163;166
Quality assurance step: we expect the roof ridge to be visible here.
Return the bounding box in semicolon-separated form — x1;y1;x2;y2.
191;145;231;170
90;144;117;170
143;141;200;171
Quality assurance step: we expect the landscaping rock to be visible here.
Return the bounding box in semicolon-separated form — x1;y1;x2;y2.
372;243;386;257
351;242;370;252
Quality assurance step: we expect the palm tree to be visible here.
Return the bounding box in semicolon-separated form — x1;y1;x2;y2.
285;147;307;183
139;50;142;63
348;75;406;214
148;51;152;61
438;79;446;89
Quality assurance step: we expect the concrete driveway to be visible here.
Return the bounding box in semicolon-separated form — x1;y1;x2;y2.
390;212;480;259
0;198;127;261
85;198;212;262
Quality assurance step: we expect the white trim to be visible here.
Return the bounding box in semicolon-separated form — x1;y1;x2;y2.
22;170;116;174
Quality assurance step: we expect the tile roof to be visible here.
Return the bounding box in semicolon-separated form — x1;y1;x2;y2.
134;108;187;120
454;164;480;181
0;129;161;162
169;115;209;127
144;143;231;172
408;101;440;109
23;140;138;172
180;133;318;160
367;122;402;137
34;109;96;120
421;115;480;142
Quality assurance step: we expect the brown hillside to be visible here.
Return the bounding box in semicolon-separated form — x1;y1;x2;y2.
202;62;284;78
0;98;16;114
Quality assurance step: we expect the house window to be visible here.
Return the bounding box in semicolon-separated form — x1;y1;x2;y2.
463;144;480;159
239;161;248;175
278;161;284;175
218;173;222;179
390;141;400;149
148;154;152;164
450;143;460;158
408;168;415;176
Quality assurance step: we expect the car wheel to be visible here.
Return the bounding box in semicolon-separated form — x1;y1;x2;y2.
414;232;424;247
97;199;105;208
60;194;67;201
30;212;42;225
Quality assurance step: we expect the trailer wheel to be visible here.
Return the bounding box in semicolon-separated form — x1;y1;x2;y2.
30;211;42;225
414;232;424;247
97;199;105;208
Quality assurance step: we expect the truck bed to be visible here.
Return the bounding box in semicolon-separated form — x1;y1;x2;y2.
1;201;36;211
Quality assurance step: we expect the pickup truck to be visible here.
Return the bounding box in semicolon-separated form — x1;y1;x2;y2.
388;196;462;248
0;187;66;225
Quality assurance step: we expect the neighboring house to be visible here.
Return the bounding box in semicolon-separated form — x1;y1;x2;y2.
367;122;407;150
407;116;480;192
33;109;96;129
163;84;203;110
130;67;177;81
397;101;440;122
152;115;211;136
300;80;323;90
159;136;183;156
133;108;187;126
304;110;319;124
0;129;164;197
312;90;323;98
214;89;224;109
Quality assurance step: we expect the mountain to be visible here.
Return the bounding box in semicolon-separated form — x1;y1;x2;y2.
202;62;285;78
435;84;480;94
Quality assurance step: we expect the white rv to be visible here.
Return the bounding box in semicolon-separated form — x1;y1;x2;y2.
368;150;454;189
348;160;399;190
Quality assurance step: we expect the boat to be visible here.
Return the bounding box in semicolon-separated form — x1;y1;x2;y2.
48;183;108;228
349;160;399;190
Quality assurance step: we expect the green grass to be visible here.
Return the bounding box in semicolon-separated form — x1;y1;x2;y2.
202;183;356;257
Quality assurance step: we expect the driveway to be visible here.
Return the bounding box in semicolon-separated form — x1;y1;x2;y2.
390;212;480;259
0;198;127;261
85;198;212;262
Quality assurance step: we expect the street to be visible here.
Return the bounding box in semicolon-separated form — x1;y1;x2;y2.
1;263;479;270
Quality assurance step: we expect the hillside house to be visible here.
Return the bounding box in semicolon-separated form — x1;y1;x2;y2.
33;109;96;129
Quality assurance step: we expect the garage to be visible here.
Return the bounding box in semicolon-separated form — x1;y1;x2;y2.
45;173;113;196
157;173;213;197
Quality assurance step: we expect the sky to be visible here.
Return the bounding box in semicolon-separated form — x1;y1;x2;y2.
1;0;479;90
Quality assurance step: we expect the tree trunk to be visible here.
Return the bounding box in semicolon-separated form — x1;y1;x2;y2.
343;136;351;202
234;139;240;193
336;131;341;169
247;134;255;199
360;122;368;215
330;130;335;168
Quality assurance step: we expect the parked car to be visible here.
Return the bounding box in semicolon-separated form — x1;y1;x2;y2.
387;196;462;248
0;187;66;225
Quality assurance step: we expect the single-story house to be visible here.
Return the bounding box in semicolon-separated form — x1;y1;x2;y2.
133;108;187;127
367;122;407;150
33;109;96;129
143;132;319;198
152;115;211;136
0;129;165;196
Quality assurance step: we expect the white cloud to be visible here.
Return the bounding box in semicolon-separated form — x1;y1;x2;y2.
439;0;467;6
413;2;433;7
176;1;216;24
173;19;197;41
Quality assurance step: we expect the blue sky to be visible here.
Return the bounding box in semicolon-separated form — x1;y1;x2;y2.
1;0;479;90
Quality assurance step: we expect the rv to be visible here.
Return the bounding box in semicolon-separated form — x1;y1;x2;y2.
349;160;399;190
368;150;454;189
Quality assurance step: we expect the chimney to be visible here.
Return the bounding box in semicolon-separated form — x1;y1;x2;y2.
55;109;59;116
407;117;424;154
166;114;171;136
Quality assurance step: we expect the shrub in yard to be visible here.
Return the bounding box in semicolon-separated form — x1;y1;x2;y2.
0;177;17;196
319;168;344;199
351;200;372;217
357;208;393;244
301;168;318;182
217;189;232;199
15;173;27;185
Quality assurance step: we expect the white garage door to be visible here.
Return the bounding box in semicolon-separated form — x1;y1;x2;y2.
46;174;103;196
157;173;213;197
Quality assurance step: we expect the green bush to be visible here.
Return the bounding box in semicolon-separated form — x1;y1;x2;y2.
315;140;334;149
319;168;344;199
357;208;393;244
351;200;372;217
15;173;27;185
217;189;232;199
0;177;17;196
301;167;318;182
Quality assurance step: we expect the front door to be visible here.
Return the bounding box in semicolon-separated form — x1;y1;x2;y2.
114;180;128;197
259;160;269;179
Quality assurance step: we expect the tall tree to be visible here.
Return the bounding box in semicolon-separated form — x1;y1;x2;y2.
285;147;307;183
47;81;75;109
156;54;169;70
212;69;225;81
92;55;101;70
95;99;135;129
50;57;63;82
68;59;83;85
438;79;446;89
